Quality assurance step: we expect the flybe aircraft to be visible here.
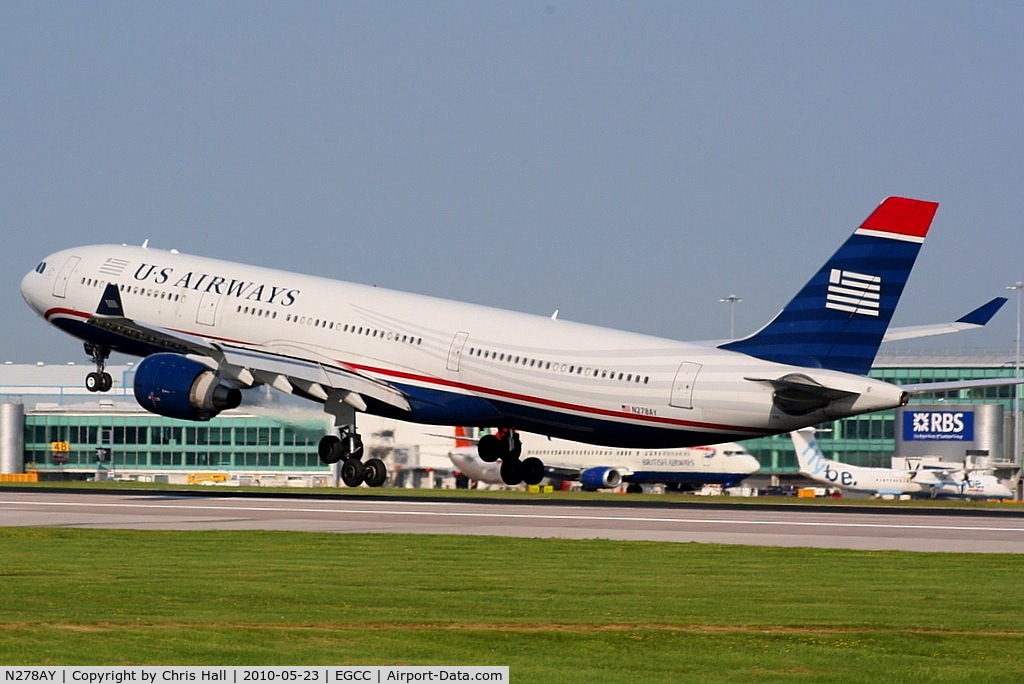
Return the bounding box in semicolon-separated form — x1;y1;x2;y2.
449;432;760;492
20;196;1018;488
791;428;1014;499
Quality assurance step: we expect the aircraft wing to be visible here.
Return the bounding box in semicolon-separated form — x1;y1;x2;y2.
542;463;586;480
90;283;410;412
213;342;411;411
911;468;962;486
88;284;218;357
900;377;1024;396
882;297;1006;342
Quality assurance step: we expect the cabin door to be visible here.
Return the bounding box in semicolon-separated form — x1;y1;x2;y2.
669;362;701;409
52;256;81;298
196;291;221;326
447;331;470;372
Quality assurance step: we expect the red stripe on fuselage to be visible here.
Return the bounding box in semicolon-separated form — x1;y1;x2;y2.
347;361;766;435
47;307;766;436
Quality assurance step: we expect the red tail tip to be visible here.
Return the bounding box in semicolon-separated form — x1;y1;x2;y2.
860;196;939;239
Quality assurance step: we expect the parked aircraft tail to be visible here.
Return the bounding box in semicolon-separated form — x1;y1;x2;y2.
720;197;939;375
791;427;827;478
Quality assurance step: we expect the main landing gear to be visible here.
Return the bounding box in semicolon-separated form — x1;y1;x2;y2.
318;396;387;488
318;426;387;488
84;343;113;392
477;428;545;486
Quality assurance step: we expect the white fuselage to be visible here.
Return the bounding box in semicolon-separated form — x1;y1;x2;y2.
21;244;909;448
449;434;760;487
793;430;1013;499
804;460;1013;499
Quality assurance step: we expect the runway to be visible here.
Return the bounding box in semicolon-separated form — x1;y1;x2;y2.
2;489;1023;553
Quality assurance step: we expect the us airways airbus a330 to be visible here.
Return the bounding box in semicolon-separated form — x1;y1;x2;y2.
20;196;1016;488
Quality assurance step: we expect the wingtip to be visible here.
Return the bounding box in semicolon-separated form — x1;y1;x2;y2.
95;282;125;317
956;297;1007;325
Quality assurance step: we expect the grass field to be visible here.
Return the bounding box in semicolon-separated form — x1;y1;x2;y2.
1;527;1023;682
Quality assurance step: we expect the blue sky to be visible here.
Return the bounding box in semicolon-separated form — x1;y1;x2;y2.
3;2;1023;363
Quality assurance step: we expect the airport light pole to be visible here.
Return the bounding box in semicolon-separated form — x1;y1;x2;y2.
720;294;742;338
1008;281;1023;499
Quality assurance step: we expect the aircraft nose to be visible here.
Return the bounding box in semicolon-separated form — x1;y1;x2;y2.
20;262;48;316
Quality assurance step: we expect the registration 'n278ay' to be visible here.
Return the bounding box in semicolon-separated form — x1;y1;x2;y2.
7;674;56;682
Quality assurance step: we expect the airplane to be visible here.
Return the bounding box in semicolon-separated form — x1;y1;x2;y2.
445;297;1003;491
21;196;1022;489
791;428;1014;499
448;432;760;492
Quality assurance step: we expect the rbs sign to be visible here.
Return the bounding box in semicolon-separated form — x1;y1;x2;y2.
903;410;974;441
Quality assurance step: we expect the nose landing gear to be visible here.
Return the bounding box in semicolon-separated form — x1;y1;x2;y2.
84;343;113;392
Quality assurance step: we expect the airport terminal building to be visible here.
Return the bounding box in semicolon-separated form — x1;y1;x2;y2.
1;352;1021;486
0;363;460;486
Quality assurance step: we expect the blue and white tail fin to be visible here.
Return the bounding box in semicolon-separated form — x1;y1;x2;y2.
719;196;938;375
791;428;826;478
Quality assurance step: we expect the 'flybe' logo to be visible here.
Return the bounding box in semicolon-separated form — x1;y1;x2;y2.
825;268;880;316
903;411;974;441
133;263;300;307
802;438;857;486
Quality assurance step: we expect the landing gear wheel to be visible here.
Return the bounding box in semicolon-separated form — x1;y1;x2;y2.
478;434;501;463
479;429;522;462
521;457;545;486
318;435;344;464
85;371;112;392
500;459;524;486
341;458;366;487
363;458;388;487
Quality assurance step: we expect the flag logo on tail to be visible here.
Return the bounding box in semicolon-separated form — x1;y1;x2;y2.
825;268;880;316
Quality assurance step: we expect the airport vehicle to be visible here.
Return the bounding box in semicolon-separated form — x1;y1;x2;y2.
449;434;760;491
791;428;1014;499
21;196;1019;488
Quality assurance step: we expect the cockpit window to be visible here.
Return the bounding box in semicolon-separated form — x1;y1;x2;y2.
35;262;46;274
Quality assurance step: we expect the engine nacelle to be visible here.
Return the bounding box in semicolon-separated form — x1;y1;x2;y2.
579;467;623;490
134;353;241;421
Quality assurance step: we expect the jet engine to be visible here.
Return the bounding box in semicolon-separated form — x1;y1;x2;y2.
579;467;624;490
133;353;242;421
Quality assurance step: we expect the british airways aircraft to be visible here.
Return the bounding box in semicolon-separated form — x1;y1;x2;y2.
449;434;760;492
20;197;1016;488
